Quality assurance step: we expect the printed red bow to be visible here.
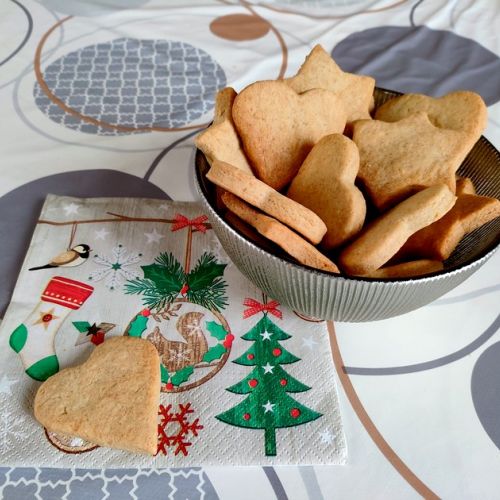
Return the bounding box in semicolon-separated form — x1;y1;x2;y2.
171;214;208;233
243;298;282;319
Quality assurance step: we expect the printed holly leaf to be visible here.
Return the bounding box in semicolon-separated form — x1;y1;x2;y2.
206;320;227;341
170;365;194;386
142;263;183;292
72;321;91;333
160;364;170;384
202;344;227;363
128;315;148;337
187;253;226;292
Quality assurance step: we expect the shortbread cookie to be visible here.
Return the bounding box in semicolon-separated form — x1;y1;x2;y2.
34;337;160;455
195;87;253;174
287;134;366;249
353;113;470;211
207;160;327;244
397;194;500;261
232;80;347;190
361;260;444;279
339;185;456;275
375;91;487;150
222;192;339;273
286;45;374;125
456;177;476;196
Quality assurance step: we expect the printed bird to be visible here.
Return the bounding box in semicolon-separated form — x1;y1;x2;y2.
29;244;91;271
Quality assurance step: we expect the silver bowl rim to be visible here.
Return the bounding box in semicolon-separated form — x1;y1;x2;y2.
194;87;500;285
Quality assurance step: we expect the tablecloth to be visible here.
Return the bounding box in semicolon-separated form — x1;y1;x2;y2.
0;0;499;498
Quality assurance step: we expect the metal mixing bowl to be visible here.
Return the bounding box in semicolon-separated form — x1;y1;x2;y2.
194;88;500;321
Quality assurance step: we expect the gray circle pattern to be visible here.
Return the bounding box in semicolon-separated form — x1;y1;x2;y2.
33;38;226;135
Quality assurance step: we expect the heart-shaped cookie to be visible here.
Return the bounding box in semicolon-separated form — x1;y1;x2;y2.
287;134;366;249
232;80;347;190
34;336;160;455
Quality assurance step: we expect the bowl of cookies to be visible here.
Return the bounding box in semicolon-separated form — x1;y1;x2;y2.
194;45;500;322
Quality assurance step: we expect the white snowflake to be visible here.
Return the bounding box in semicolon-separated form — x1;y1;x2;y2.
88;245;142;290
0;403;28;453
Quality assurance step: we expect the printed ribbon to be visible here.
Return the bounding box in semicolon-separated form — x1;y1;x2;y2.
171;214;208;233
243;298;282;319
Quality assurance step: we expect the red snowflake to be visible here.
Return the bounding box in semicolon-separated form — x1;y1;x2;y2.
156;403;204;456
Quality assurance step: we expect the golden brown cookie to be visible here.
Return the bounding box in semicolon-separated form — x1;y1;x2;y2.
286;45;374;125
397;193;500;261
207;160;327;244
353;112;470;211
375;91;487;151
456;177;476;196
287;134;366;249
195;87;253;174
339;185;456;276
34;337;160;455
222;192;339;273
232;80;347;190
361;260;444;279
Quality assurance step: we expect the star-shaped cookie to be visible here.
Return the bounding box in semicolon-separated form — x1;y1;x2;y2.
286;44;375;125
352;112;472;211
195;87;253;174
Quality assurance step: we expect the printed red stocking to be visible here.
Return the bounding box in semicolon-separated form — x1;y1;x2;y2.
9;276;94;381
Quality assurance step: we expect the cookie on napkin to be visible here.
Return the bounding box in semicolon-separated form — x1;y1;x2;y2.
195;87;253;174
34;336;160;455
339;184;456;275
286;44;374;125
207;160;327;244
232;80;347;190
375;91;487;150
397;193;500;261
222;192;339;273
353;112;471;211
287;134;366;249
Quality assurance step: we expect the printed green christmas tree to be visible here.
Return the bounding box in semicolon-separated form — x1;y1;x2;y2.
216;313;322;456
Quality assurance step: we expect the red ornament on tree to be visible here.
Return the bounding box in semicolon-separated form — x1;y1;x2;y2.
272;348;282;357
165;382;174;391
248;379;258;388
140;308;151;317
280;378;287;386
290;408;301;418
247;353;255;360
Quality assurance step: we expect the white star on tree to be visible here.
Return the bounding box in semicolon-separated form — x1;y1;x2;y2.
144;228;164;244
262;363;274;374
260;330;272;341
262;401;275;413
94;228;109;240
319;429;334;444
63;203;79;215
0;376;17;395
302;336;318;350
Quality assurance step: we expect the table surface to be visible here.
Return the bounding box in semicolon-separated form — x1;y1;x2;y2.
1;0;499;498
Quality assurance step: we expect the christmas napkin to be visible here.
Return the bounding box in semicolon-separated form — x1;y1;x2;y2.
0;195;347;467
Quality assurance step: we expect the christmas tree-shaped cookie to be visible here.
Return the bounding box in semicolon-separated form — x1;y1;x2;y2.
216;313;321;456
